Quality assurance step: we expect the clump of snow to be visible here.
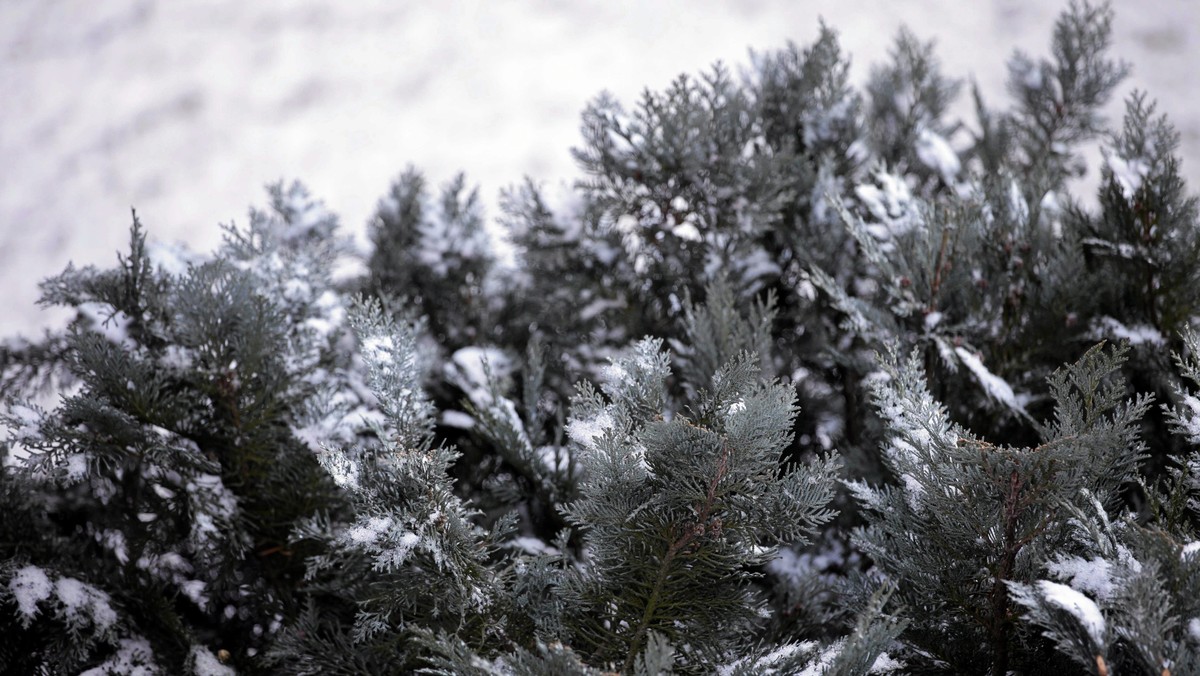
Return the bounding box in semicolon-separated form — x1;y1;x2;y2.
856;170;920;238
1007;179;1029;226
1021;61;1044;90
55;576;119;631
955;346;1022;411
440;410;476;429
97;529;129;565
9;565;53;621
78;302;135;348
1046;555;1117;601
3;402;44;445
65;453;89;481
1182;541;1200;559
1190;618;1200;643
1105;150;1151;201
802;96;855;147
416;192;492;277
716;641;816;676
179;580;209;609
189;645;236;676
915;128;961;182
274;181;339;246
317;448;361;490
871;652;904;673
508;536;559;556
924;311;943;331
375;531;421;568
1038;580;1105;645
672;222;702;241
796;640;843;676
1040;190;1064;239
602;362;632;388
186;472;241;556
361;334;396;366
446;346;513;404
536;445;572;475
733;245;783;292
347;515;393;545
567;409;614;452
1091;316;1165;346
79;637;159;676
1174;393;1200;444
446;349;532;454
147;240;203;277
578;297;625;322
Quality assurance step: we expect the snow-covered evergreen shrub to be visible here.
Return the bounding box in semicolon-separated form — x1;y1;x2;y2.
3;2;1198;674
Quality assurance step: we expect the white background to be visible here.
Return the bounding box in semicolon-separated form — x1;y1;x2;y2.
2;0;1197;336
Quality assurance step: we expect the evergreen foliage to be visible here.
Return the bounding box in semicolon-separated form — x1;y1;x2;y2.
3;2;1199;674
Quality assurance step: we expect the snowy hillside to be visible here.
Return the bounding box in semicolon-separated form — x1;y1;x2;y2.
1;0;1197;336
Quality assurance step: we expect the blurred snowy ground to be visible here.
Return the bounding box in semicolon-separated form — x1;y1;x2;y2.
1;0;1197;336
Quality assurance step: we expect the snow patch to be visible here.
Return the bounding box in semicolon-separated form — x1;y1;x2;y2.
915;128;960;182
1106;151;1151;201
856;170;920;237
9;565;53;620
78;302;135;347
1182;541;1200;559
376;531;421;568
441;409;476;429
65;453;89;481
1038;580;1105;645
361;334;396;366
671;222;702;241
79;637;159;676
147;240;202;276
4;402;44;445
955;347;1022;411
796;640;842;676
55;576;119;631
1091;316;1165;346
190;645;236;676
347;515;394;545
1046;555;1116;601
566;409;614;452
447;346;513;403
509;536;558;556
871;652;905;673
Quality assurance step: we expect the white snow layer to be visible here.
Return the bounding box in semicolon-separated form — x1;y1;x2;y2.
915;128;961;182
856;170;919;237
1038;580;1106;645
80;637;159;676
1092;316;1165;346
190;645;237;676
55;576;119;630
3;402;43;444
1182;541;1200;559
566;409;614;451
347;515;394;544
1175;393;1200;443
9;565;53;619
870;652;904;673
955;346;1022;411
1046;555;1117;601
1106;151;1151;200
446;346;514;410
